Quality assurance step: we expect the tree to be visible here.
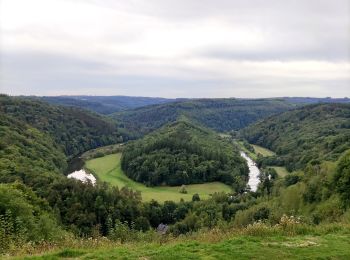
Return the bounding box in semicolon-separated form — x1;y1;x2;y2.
334;151;350;207
179;185;187;194
192;193;200;202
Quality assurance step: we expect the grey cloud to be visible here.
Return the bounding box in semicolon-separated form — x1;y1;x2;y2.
1;0;349;97
1;51;349;98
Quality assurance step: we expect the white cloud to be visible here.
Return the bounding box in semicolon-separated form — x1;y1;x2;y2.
0;0;349;97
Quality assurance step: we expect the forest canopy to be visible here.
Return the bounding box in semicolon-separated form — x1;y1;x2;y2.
241;103;350;171
121;121;249;190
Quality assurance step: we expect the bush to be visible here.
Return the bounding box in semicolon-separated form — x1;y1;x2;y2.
0;183;64;252
334;150;350;207
284;174;300;187
192;194;200;202
179;185;188;194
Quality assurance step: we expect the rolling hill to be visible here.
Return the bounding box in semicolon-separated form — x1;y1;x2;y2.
241;103;350;171
113;98;302;135
121;120;248;189
36;95;177;114
0;95;128;158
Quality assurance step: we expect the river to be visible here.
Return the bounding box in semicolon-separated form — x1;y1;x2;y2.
240;151;261;192
66;156;96;185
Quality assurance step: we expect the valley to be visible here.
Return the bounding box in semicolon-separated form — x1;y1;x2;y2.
2;0;349;258
1;95;350;259
85;153;232;202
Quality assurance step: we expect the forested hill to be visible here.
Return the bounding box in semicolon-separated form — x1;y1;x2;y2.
0;95;151;242
0;113;67;184
113;98;300;135
121;120;249;190
36;95;176;114
241;103;350;171
0;95;128;158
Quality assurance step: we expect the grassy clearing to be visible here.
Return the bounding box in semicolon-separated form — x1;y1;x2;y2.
271;166;289;177
81;144;124;160
251;144;275;157
85;154;232;202
21;231;350;259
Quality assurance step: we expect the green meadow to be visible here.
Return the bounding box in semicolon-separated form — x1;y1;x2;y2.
85;153;232;202
251;144;275;157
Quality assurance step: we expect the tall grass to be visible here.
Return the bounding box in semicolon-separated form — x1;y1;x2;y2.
7;216;350;258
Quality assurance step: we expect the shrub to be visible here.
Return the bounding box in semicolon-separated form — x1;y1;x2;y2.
192;194;200;202
179;185;188;194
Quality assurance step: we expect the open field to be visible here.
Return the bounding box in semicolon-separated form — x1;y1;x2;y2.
252;144;275;157
21;231;350;259
85;153;232;202
271;166;289;177
81;144;124;160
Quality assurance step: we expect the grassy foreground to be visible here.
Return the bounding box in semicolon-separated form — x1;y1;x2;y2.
85;154;232;202
19;225;350;259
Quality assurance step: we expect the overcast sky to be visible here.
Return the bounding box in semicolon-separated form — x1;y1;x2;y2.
0;0;349;98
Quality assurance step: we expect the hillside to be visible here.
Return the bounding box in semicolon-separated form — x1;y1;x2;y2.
121;121;248;189
2;96;350;258
0;113;66;184
37;95;176;114
0;95;127;158
113;98;301;135
241;103;350;171
0;96;149;242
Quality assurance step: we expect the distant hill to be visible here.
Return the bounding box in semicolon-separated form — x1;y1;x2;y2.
113;98;302;135
34;95;177;114
241;103;350;171
121;120;248;190
283;97;350;104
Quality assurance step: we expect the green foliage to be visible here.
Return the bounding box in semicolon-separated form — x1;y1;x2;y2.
39;95;173;114
0;113;66;184
179;185;188;194
284;173;301;187
242;103;350;171
334;150;350;207
0;95;127;158
121;121;248;188
113;98;299;135
0;183;64;252
192;193;200;202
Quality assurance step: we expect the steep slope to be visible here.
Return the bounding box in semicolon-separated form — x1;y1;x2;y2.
0;95;127;158
121;120;248;190
0;113;66;184
0;95;154;240
113;98;300;135
241;103;350;171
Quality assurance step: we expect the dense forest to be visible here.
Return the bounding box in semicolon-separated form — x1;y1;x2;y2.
1;95;350;256
121;121;248;188
35;96;176;114
232;103;350;226
113;98;302;135
241;103;350;171
0;95;128;158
